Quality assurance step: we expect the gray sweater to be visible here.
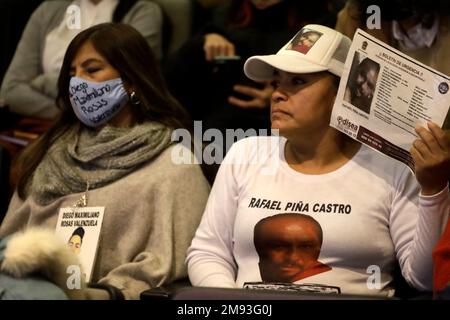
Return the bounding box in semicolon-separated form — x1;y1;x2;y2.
0;0;163;119
0;145;210;299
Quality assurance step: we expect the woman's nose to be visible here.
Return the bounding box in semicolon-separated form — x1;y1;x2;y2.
272;88;287;103
72;67;87;79
74;70;83;78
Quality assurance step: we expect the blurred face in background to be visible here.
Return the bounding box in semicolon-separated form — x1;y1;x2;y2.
251;0;283;10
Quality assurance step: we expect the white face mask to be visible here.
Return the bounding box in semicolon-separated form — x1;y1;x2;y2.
69;77;129;127
392;16;439;51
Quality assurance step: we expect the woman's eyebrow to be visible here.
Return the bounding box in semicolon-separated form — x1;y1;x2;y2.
80;58;103;67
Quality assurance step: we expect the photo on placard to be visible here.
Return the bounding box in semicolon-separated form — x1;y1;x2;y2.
344;51;380;114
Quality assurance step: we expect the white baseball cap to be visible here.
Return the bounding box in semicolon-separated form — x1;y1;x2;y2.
244;24;351;81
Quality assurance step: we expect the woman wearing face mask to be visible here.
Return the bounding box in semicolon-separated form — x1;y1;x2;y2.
0;23;210;300
335;0;450;75
0;0;163;120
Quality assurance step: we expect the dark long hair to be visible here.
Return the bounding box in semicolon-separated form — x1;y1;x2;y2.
16;23;190;198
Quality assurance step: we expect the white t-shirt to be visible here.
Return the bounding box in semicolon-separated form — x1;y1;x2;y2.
187;136;449;297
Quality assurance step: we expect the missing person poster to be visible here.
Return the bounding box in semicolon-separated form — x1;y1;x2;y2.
55;206;105;282
331;29;450;169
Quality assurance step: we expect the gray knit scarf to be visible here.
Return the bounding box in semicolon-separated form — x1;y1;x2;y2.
30;122;173;205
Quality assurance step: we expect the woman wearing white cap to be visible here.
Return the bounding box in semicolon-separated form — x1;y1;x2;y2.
187;24;450;297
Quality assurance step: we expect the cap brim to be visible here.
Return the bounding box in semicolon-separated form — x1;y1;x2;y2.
244;54;328;82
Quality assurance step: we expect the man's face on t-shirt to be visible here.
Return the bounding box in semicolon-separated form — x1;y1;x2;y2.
256;216;322;283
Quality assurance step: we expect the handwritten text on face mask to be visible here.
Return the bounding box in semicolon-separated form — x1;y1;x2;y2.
70;82;112;109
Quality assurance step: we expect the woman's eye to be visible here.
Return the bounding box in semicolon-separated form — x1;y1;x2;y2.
293;78;305;85
87;67;101;74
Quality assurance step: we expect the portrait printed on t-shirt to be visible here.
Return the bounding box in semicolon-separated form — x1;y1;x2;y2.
253;213;332;284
